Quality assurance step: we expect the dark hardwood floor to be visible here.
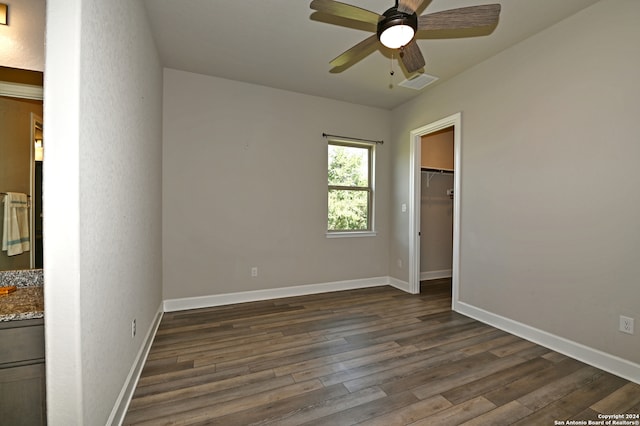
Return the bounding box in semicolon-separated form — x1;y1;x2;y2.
124;279;640;425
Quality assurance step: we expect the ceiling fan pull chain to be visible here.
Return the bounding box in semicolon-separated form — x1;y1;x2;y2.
390;52;395;77
389;52;396;88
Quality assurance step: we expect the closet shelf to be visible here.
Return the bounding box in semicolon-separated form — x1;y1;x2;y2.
421;167;454;188
421;167;454;174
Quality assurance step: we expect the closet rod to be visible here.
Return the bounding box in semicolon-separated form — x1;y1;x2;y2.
322;133;384;145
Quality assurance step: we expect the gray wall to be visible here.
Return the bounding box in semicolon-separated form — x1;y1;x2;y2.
44;0;164;424
162;69;391;299
391;0;640;364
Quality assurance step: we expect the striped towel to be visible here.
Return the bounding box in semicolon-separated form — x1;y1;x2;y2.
2;192;30;256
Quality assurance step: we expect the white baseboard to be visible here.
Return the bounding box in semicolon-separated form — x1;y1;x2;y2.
163;276;392;312
420;269;452;281
388;276;411;293
107;303;164;426
455;301;640;385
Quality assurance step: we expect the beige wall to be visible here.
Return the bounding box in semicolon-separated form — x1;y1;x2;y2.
421;128;454;171
0;0;45;269
391;0;640;364
0;96;42;270
0;0;45;72
163;69;391;299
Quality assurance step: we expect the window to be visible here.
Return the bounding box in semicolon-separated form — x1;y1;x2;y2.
327;140;374;234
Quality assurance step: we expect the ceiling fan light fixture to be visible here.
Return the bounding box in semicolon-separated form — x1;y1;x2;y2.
380;24;415;49
377;7;418;49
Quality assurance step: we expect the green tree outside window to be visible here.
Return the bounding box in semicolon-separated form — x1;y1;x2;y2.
328;143;373;232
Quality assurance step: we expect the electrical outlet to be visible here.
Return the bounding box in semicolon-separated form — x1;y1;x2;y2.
131;319;136;338
619;315;634;335
251;267;258;277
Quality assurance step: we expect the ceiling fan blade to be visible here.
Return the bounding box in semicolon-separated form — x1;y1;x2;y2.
397;0;425;15
400;39;425;73
418;4;501;31
329;34;379;69
310;0;380;25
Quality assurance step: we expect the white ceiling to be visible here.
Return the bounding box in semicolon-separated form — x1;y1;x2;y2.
143;0;601;110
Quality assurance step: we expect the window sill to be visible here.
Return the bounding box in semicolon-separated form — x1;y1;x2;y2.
326;231;377;239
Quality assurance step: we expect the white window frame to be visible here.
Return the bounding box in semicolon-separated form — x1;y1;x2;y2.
326;139;376;238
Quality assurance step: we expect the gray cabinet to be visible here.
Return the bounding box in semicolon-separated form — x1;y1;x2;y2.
0;319;46;425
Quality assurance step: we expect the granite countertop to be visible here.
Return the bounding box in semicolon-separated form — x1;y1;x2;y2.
0;270;44;322
0;286;44;322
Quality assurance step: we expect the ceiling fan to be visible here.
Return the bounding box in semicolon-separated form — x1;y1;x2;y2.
310;0;501;73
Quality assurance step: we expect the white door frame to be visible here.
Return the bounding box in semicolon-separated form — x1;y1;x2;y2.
408;112;461;308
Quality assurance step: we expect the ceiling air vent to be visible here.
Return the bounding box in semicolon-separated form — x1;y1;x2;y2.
398;73;438;90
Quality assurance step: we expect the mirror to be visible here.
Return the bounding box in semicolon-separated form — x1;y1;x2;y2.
0;66;44;271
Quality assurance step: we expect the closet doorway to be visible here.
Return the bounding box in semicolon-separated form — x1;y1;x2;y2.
421;127;454;287
408;113;461;309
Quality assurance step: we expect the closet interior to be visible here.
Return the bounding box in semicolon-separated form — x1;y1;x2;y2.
420;126;454;283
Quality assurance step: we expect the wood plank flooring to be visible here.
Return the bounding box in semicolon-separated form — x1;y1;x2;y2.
124;279;640;425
